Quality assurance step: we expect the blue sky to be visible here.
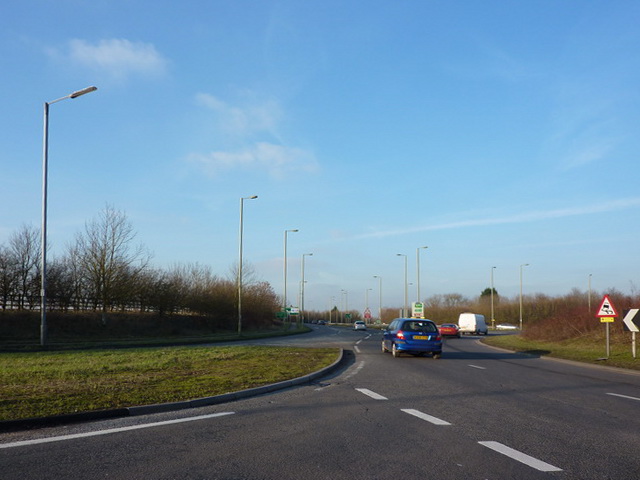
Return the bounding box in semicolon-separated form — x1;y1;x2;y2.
2;1;639;315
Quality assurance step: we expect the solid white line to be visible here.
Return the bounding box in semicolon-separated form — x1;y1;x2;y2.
479;441;562;472
0;412;235;450
355;388;388;400
607;392;640;402
468;364;486;369
401;409;451;425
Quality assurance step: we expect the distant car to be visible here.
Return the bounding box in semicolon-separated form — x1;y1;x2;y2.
382;318;442;358
438;323;460;337
317;320;326;325
496;323;518;330
353;321;367;331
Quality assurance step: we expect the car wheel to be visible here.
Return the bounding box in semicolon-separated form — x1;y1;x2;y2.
392;343;401;358
432;352;442;359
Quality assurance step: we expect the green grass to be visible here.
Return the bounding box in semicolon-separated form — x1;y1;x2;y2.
483;334;640;370
0;345;339;421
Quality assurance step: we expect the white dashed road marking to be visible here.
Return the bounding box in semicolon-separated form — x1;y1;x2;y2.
468;364;486;369
479;441;562;472
401;409;451;425
355;388;388;400
607;392;640;402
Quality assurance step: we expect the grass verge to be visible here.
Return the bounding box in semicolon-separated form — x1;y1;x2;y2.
483;334;640;370
0;345;339;422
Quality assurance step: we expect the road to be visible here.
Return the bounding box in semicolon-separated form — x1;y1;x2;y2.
2;325;640;479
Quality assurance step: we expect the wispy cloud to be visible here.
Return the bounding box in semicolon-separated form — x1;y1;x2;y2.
195;93;282;139
189;92;317;179
354;198;640;240
48;38;168;80
187;142;318;180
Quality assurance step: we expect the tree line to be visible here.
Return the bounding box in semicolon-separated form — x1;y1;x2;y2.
307;285;640;342
0;206;280;330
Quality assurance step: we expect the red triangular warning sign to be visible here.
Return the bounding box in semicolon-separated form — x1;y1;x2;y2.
596;295;618;317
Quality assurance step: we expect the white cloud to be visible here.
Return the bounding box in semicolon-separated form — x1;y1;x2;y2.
188;142;318;179
51;38;168;80
189;92;316;179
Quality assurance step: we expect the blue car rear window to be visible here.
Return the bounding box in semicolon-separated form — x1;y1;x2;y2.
402;321;437;333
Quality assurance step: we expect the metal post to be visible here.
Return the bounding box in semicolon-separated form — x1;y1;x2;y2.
238;195;257;335
283;229;298;314
519;263;529;330
416;246;428;303
301;253;312;325
490;266;496;328
40;86;97;347
397;254;407;317
374;275;382;323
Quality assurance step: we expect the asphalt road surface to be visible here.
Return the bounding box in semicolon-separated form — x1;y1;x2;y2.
2;325;640;479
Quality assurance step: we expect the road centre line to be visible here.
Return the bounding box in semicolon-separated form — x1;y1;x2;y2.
355;388;388;400
479;441;562;472
354;345;361;353
607;392;640;402
468;364;486;369
0;412;235;450
401;409;451;425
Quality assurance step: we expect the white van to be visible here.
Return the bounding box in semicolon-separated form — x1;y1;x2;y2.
458;313;488;335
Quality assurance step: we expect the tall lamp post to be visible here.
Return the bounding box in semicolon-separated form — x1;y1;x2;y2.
519;263;529;330
587;273;593;313
341;289;349;322
300;253;313;325
283;229;298;313
237;195;258;335
41;86;97;346
397;254;408;317
416;246;428;303
490;266;497;328
373;275;382;323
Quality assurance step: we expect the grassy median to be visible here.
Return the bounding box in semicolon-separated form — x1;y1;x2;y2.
0;345;339;422
483;333;640;370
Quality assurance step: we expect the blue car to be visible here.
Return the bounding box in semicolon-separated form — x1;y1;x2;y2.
382;318;442;358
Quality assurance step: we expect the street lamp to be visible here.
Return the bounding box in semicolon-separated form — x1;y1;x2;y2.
283;229;298;312
588;273;593;313
397;254;408;317
341;289;349;322
41;86;97;346
490;266;497;328
373;275;382;323
300;253;313;325
416;246;428;303
519;263;529;330
237;195;258;335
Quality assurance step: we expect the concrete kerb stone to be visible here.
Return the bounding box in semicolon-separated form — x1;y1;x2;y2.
0;348;345;432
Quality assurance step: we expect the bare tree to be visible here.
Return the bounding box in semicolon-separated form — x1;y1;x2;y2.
8;225;40;309
72;205;151;322
0;246;17;310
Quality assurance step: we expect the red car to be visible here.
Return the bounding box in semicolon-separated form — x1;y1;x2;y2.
438;323;460;338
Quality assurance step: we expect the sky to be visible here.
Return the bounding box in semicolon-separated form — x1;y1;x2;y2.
1;0;640;316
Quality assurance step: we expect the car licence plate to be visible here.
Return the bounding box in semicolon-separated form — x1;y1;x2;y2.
413;335;429;340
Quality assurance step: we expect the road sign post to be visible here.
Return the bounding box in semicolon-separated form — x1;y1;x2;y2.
596;295;619;358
